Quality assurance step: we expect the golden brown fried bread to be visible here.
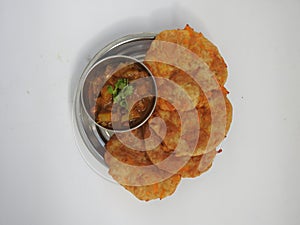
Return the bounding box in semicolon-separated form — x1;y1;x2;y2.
145;25;227;86
193;89;232;155
177;150;217;178
103;25;232;201
144;24;232;157
145;135;216;178
147;105;181;152
144;27;192;79
154;69;201;111
183;94;232;156
105;128;182;201
106;151;181;200
154;78;195;111
148;102;205;156
105;128;150;166
187;25;228;86
146;93;231;157
224;95;233;136
169;69;201;109
123;174;181;201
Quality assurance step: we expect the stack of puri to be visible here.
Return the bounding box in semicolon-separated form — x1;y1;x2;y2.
104;25;233;201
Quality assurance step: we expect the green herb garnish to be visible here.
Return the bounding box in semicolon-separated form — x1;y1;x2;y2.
107;78;133;109
107;78;128;97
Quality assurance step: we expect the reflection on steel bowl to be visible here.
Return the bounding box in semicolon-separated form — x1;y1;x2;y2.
81;55;157;132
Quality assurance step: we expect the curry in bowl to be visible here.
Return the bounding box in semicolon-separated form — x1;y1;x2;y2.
82;55;156;131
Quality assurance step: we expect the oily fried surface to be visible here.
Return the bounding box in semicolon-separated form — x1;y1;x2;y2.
104;128;182;201
145;142;170;165
177;150;217;178
169;69;201;109
184;92;232;156
194;88;232;155
147;100;212;157
105;128;150;166
144;24;232;156
123;174;181;201
154;69;201;111
106;149;181;201
145;90;231;158
224;95;233;136
103;25;232;201
187;25;228;86
155;79;194;111
145;24;227;86
145;136;216;178
144;27;192;80
147;104;181;151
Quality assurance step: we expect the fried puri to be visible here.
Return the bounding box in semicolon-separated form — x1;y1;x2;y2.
145;24;227;86
105;128;181;201
103;25;232;201
177;150;217;178
144;25;232;154
124;174;181;201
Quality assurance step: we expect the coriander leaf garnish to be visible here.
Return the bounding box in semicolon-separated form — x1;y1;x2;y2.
107;85;114;95
107;78;133;109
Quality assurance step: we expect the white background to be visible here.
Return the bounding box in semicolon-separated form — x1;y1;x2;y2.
1;0;300;224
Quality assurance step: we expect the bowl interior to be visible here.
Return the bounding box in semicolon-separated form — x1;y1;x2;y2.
81;55;157;133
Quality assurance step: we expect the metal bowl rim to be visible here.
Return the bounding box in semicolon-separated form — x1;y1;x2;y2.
80;54;158;133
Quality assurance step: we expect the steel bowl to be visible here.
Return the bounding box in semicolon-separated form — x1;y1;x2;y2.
73;33;156;182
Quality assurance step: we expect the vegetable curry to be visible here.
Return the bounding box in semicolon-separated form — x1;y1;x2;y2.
88;62;155;130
